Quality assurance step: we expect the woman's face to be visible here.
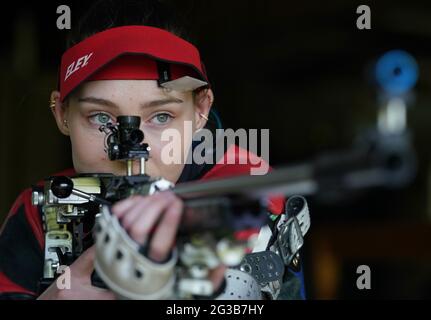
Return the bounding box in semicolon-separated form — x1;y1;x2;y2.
51;80;212;183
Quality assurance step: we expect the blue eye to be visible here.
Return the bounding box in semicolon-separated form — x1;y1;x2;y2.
89;113;113;125
150;113;173;125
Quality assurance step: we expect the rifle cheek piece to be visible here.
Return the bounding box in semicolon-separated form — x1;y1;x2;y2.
94;205;177;300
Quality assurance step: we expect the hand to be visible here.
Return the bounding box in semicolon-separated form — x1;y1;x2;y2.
112;191;183;262
37;246;116;300
112;191;226;291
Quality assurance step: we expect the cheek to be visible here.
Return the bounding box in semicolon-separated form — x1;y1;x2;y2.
144;120;194;159
172;111;196;149
68;123;110;172
141;121;193;182
142;131;169;172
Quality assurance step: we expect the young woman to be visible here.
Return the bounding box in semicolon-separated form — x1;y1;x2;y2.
0;0;305;300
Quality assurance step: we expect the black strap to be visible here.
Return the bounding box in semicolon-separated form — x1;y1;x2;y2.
157;61;171;86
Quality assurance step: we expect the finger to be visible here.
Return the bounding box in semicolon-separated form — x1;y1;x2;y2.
111;195;142;219
208;264;227;291
148;196;184;262
119;196;153;230
127;192;176;244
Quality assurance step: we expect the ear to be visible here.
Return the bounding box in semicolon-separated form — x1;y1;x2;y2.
50;91;70;136
194;88;214;131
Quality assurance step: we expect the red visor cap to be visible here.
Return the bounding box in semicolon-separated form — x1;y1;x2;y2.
59;25;209;102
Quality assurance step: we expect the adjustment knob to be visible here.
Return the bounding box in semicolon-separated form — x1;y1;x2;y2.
50;176;74;199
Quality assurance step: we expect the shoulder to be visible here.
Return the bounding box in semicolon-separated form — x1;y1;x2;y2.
201;144;271;179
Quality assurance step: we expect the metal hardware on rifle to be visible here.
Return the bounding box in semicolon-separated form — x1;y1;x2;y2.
99;115;150;176
50;176;111;206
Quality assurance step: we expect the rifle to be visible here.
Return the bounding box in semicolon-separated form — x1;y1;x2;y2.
32;115;311;299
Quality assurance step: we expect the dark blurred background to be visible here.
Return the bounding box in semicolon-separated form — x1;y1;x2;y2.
1;0;430;299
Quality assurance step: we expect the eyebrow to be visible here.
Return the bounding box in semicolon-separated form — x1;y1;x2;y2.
77;96;184;109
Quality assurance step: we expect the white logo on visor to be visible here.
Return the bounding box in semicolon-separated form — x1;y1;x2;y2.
65;52;94;81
